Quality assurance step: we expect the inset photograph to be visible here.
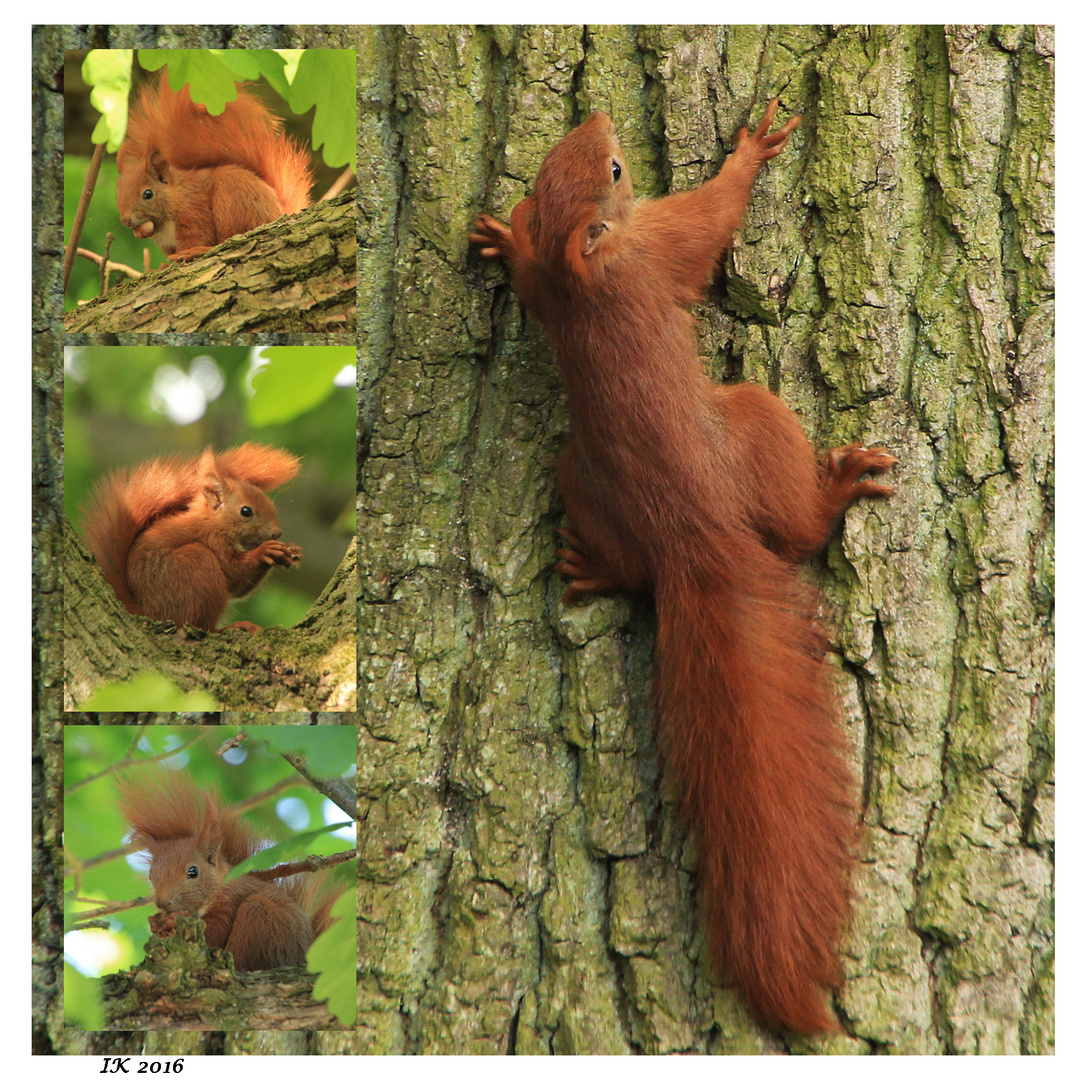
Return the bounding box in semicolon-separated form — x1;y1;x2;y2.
63;724;357;1031
63;344;357;712
62;47;357;333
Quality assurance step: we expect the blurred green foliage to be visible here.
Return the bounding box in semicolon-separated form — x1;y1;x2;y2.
79;672;221;713
63;962;108;1032
309;888;359;1026
65;344;355;631
63;725;357;1025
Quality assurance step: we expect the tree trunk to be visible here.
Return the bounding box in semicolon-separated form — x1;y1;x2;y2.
357;24;1053;1055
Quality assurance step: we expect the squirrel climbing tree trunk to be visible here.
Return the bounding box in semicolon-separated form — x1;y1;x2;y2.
34;24;1053;1057
357;24;1053;1054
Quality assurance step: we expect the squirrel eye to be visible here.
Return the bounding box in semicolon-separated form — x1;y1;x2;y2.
612;160;622;182
240;505;253;517
186;865;198;879
142;189;153;201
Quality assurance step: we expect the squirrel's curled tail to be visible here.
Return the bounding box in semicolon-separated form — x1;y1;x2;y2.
281;871;346;937
653;537;855;1034
118;70;312;214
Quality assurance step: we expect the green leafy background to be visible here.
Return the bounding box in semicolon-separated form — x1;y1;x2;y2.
65;344;356;633
79;671;222;713
63;725;357;1029
66;47;356;301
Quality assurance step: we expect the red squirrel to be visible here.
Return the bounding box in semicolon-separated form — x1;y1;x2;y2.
116;69;313;262
82;442;303;633
116;769;344;971
471;101;896;1034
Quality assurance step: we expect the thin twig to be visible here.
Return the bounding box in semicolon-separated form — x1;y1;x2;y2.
76;247;142;280
321;166;356;200
249;849;357;882
63;141;107;294
282;751;356;820
100;232;114;292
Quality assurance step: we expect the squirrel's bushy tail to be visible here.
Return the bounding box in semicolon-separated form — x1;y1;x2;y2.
82;454;200;613
654;538;855;1034
120;70;312;213
283;871;350;938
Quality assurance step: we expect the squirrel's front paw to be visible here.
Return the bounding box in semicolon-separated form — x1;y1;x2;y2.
168;246;214;262
258;540;303;567
734;98;801;163
469;214;514;258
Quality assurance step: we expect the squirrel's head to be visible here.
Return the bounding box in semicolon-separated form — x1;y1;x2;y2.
116;149;172;240
196;448;283;550
116;771;259;916
530;111;635;281
145;831;230;915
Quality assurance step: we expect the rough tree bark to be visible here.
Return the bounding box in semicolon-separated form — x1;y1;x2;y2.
357;25;1053;1055
63;523;358;712
63;193;357;335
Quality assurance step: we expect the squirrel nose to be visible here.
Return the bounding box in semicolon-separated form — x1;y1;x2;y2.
271;525;282;540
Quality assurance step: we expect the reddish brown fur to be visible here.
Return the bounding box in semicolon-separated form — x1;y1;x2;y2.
116;770;345;971
472;103;895;1033
82;443;303;632
116;69;312;261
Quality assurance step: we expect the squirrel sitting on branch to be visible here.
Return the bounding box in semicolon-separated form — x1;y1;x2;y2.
115;68;313;262
116;768;347;972
81;442;303;634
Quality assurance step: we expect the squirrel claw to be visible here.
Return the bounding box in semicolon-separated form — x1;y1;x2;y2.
470;214;514;259
553;527;618;600
258;540;303;568
824;443;898;507
827;443;898;481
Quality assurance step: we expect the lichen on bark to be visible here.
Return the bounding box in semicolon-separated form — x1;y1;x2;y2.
358;24;1053;1055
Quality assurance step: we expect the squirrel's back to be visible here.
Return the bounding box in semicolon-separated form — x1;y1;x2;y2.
116;70;312;217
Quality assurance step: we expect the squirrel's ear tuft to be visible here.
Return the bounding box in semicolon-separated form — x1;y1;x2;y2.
147;149;170;183
197;447;226;508
202;821;224;865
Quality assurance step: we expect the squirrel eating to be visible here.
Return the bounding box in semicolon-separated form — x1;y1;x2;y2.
82;442;303;634
471;101;896;1033
115;69;313;262
116;769;345;971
